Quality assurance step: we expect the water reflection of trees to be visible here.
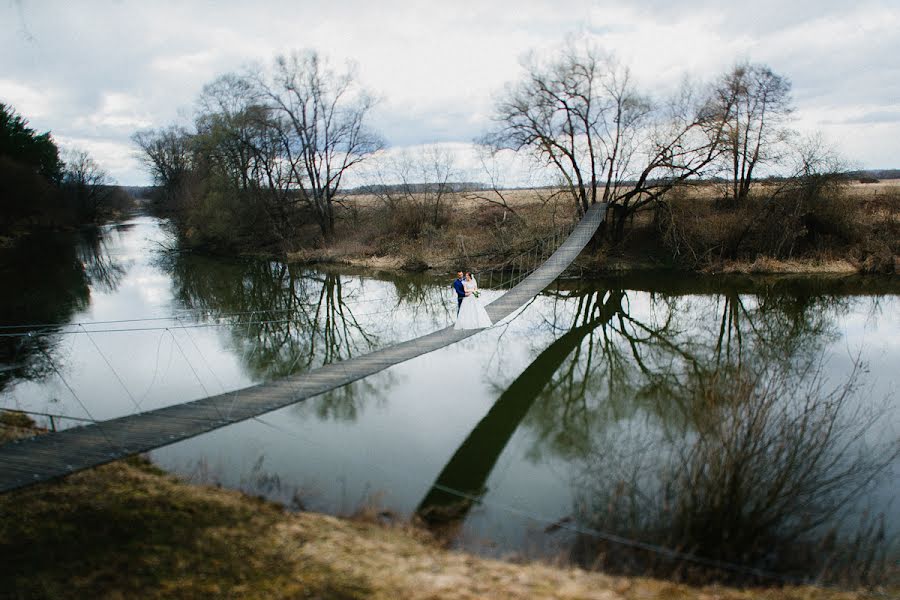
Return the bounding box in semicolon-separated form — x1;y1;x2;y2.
524;284;849;460
76;226;127;292
518;282;896;585
165;256;451;421
0;227;125;392
168;258;378;378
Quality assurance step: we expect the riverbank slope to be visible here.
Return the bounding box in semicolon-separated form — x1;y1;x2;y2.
0;417;887;600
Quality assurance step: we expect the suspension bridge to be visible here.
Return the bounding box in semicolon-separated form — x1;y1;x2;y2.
0;203;607;493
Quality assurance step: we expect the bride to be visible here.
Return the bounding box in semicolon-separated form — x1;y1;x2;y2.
455;272;492;330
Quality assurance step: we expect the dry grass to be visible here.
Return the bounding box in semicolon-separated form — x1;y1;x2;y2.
283;181;900;276
652;181;900;274
717;257;859;275
290;189;575;272
0;410;39;444
0;421;891;599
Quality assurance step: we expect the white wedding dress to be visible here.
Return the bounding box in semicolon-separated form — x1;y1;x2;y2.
455;278;492;330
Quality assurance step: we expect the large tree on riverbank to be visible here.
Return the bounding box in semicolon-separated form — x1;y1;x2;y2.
132;125;194;212
0;103;63;184
133;50;382;248
253;51;384;241
713;63;793;203
2;103;126;231
484;44;731;240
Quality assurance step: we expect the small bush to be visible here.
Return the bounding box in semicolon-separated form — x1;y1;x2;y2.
657;178;898;272
379;195;452;239
0;410;36;428
474;203;513;228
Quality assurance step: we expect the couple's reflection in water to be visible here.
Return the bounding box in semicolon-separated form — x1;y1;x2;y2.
417;280;897;587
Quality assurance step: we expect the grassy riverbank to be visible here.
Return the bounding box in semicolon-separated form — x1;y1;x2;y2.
0;417;890;599
280;181;899;276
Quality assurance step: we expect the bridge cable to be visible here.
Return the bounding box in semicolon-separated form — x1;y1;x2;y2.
34;343;121;456
79;325;142;414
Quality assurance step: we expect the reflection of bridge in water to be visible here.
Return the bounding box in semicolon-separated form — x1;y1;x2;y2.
0;203;607;493
416;288;625;534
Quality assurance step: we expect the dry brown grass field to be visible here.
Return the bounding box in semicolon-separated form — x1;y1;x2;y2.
288;180;899;276
290;188;575;273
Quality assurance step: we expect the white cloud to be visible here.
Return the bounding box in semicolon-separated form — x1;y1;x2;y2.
0;79;59;121
2;0;897;184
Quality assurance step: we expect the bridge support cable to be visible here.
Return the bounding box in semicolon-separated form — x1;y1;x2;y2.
0;203;607;493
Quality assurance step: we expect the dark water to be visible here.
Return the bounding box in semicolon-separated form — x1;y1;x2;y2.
1;215;898;586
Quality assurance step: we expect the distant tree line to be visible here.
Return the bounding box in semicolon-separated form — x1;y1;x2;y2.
0;102;132;236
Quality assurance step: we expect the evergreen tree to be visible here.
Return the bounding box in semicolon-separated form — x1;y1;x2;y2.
0;102;63;183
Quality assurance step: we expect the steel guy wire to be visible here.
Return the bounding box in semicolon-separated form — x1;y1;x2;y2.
2;225;576;474
79;324;142;414
166;328;211;402
0;268;535;338
0;291;407;332
34;342;121;456
226;310;259;420
135;329;170;408
175;316;229;396
0;407;96;425
0;300;461;338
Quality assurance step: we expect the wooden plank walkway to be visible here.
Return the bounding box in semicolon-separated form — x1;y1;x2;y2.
0;203;607;493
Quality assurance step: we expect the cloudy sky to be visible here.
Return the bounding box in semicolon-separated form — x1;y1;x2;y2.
2;0;898;185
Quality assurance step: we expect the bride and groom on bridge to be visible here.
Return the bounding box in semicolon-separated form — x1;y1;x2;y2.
452;271;492;330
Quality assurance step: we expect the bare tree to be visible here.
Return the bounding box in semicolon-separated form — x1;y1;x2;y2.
713;62;793;202
485;43;728;240
132;125;194;210
195;73;261;191
62;148;112;220
369;146;457;235
194;73;302;247
254;50;383;240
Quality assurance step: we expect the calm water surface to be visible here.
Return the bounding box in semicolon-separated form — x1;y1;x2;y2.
1;215;898;585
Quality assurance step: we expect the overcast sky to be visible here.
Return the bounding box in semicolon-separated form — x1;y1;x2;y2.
2;0;898;185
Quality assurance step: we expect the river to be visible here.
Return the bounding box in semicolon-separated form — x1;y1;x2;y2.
1;214;898;586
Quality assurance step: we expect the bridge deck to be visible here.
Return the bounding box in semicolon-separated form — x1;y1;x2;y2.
0;203;607;493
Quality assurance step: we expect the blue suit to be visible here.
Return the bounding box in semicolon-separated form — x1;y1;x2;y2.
453;278;466;313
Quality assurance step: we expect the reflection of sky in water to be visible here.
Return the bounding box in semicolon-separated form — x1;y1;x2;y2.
1;215;898;574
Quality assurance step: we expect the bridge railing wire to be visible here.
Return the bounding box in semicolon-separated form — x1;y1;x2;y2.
4;211;583;436
0;292;406;336
0;217;577;341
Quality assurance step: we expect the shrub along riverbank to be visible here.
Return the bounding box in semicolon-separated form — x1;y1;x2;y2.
0;415;892;599
262;180;898;277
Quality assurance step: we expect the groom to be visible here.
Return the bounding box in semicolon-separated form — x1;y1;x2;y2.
452;271;466;314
